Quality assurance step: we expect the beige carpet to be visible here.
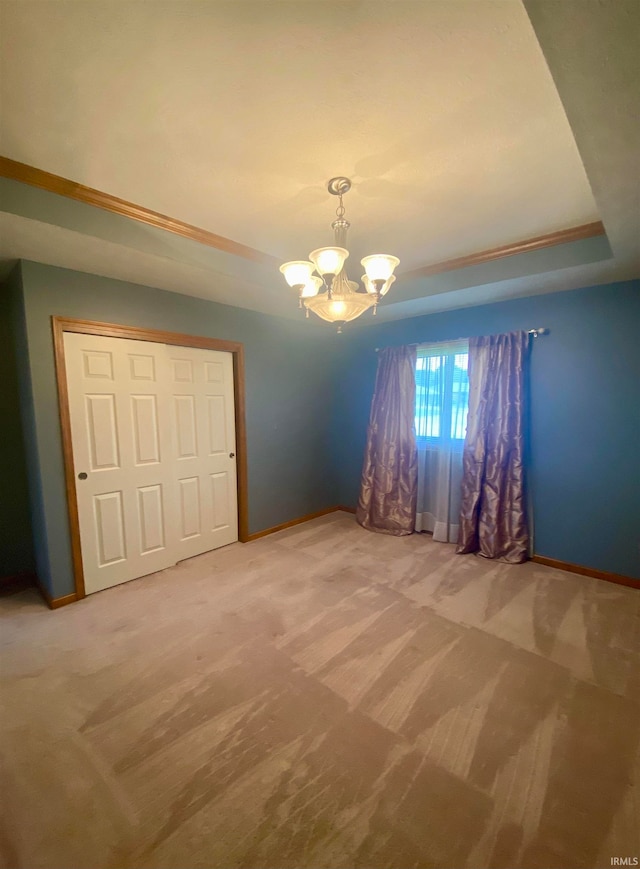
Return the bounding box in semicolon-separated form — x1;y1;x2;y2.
1;511;639;869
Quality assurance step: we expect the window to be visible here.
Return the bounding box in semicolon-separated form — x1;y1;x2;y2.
415;340;469;444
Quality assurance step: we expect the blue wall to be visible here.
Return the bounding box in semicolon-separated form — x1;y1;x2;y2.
333;280;640;579
16;261;342;599
9;263;640;595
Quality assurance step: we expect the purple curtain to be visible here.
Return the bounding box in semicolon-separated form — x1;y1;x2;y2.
357;346;418;536
456;331;529;563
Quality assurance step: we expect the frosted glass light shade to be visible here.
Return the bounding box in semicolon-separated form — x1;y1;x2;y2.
361;274;396;296
300;276;323;298
279;260;315;288
309;247;349;276
305;294;374;324
304;275;375;325
360;254;400;282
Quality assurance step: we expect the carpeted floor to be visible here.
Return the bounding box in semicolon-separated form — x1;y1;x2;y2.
1;511;639;869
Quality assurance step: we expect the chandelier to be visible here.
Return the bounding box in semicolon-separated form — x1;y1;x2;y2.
279;177;399;332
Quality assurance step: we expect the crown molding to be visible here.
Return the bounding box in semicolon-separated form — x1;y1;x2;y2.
0;156;279;267
1;156;606;281
402;220;606;279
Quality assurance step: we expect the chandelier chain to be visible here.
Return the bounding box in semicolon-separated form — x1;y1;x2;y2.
336;193;346;220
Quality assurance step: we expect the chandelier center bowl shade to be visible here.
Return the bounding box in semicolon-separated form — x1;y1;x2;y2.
279;177;399;332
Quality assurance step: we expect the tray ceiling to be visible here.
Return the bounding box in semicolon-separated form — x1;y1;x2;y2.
0;0;638;321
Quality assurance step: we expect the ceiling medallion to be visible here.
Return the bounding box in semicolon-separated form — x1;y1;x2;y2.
279;177;399;333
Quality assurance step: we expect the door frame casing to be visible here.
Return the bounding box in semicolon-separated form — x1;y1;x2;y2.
52;316;249;600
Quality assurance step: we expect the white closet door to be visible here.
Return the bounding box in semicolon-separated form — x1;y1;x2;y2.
64;333;238;595
167;345;238;560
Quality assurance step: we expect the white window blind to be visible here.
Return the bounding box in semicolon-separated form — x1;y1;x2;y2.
415;339;470;444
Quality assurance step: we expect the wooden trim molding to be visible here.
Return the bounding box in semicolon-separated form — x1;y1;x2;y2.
531;555;639;590
0;573;79;609
1;157;606;282
246;506;348;541
53;318;86;598
402;221;606;280
232;351;249;544
52;316;250;602
37;582;79;610
0;156;278;267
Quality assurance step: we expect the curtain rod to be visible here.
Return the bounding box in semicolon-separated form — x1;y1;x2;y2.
374;328;548;352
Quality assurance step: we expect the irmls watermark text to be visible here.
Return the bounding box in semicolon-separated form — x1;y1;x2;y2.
611;859;639;866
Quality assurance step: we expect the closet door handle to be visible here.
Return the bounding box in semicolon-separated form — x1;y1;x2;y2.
229;452;235;458
78;472;88;480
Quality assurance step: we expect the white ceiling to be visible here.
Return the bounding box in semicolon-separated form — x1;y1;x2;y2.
0;0;638;321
